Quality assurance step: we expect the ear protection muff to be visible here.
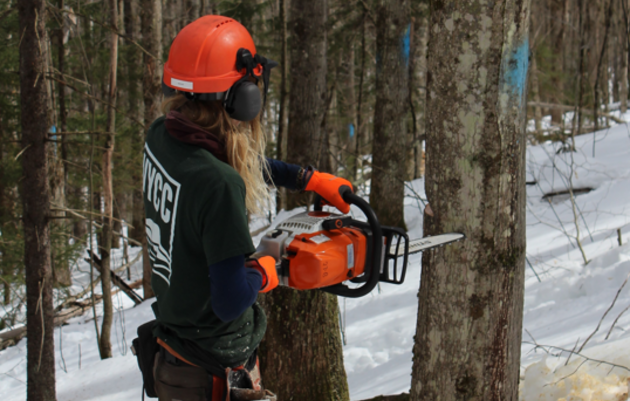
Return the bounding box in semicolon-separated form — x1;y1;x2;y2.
223;78;262;122
163;48;277;122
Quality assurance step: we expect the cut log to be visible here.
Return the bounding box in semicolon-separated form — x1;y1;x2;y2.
0;295;102;350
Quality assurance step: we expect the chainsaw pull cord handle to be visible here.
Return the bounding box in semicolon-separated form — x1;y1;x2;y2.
321;189;383;298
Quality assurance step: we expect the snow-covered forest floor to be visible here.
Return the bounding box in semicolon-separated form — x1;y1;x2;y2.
2;114;630;400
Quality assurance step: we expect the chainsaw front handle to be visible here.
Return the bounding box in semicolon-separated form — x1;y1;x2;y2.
320;191;383;298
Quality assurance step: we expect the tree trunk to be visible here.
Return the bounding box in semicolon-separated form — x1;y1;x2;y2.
530;50;543;136
18;0;57;399
410;0;529;400
286;0;328;209
124;0;145;249
260;0;349;399
186;0;201;24
621;0;629;114
258;289;349;401
276;0;288;213
98;0;119;360
354;12;367;182
369;0;410;229
414;9;429;179
138;0;162;299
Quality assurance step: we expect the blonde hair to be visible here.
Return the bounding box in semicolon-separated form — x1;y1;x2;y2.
162;94;272;216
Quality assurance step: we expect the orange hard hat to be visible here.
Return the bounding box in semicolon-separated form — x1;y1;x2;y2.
163;15;263;93
162;15;276;121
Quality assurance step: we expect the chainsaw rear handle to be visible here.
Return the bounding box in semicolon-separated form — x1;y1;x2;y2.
316;189;383;298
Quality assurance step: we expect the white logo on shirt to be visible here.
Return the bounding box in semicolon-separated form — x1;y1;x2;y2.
143;144;181;286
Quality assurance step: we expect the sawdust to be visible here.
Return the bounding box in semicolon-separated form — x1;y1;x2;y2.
520;358;630;401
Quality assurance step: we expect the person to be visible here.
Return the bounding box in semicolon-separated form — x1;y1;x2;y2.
143;15;353;401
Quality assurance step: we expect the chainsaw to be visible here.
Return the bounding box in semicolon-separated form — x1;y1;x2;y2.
255;190;465;298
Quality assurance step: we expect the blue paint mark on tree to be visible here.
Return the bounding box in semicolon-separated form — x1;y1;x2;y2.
401;23;411;67
349;123;355;138
502;38;529;104
50;125;57;156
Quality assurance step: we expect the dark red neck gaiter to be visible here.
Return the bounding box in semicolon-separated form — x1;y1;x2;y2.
164;110;229;164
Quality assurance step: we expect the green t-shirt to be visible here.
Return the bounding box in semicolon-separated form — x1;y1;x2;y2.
143;116;266;368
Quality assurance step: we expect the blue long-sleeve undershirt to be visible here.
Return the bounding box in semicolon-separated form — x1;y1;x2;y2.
263;157;303;190
209;159;302;322
208;254;263;322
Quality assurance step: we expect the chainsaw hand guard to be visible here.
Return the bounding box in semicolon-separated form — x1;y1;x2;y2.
319;191;383;298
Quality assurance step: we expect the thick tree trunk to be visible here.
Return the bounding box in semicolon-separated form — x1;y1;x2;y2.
18;0;57;399
261;1;349;399
258;289;349;401
286;0;328;209
410;1;529;400
369;0;410;229
276;0;288;213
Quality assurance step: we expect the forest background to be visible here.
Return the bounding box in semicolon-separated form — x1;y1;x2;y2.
2;0;630;400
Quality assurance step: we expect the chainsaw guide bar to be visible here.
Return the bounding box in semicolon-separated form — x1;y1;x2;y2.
396;233;466;257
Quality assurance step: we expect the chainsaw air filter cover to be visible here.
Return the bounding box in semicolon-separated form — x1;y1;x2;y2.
256;211;368;290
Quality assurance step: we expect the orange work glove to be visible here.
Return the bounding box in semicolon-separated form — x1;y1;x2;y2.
246;256;279;293
305;170;353;214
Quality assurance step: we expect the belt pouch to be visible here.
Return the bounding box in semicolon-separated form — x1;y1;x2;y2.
153;352;212;401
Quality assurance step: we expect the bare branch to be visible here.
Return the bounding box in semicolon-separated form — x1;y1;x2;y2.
577;271;630;353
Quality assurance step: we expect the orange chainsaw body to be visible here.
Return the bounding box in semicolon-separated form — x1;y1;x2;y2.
285;227;368;290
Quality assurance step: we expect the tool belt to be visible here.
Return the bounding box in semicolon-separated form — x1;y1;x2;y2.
132;320;276;401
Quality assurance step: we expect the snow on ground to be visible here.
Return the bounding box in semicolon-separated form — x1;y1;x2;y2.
2;121;630;400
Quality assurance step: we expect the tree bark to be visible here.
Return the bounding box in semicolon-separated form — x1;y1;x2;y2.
410;0;529;400
620;0;629;114
185;0;201;24
98;0;119;360
261;1;349;399
138;0;162;299
259;289;349;401
286;0;328;209
354;12;367;181
276;0;288;213
369;0;410;228
18;0;57;398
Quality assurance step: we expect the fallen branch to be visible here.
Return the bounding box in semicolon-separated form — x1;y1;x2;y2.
85;251;144;305
0;296;101;350
358;394;410;401
527;101;626;124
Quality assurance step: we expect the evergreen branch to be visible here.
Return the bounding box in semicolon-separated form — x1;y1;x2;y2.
358;0;376;25
0;8;14;25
